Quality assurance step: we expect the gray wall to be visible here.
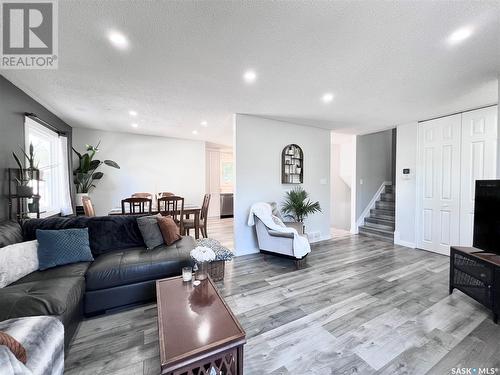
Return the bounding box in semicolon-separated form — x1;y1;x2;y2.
0;75;73;220
355;129;394;220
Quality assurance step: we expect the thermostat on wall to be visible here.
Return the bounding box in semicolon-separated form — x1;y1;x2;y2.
403;168;410;174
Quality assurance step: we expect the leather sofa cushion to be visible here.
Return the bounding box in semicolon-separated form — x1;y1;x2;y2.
22;215;145;256
0;221;23;248
12;262;91;285
85;236;195;291
0;276;85;322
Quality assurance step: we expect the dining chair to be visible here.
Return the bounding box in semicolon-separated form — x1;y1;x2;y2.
184;194;210;238
81;196;95;217
121;197;152;215
157;196;184;232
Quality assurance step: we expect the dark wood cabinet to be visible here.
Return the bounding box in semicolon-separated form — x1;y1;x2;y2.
450;246;500;323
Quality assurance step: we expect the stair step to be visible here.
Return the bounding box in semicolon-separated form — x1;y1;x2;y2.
380;193;395;202
376;201;395;210
365;217;395;231
358;225;394;242
370;208;395;220
384;185;394;194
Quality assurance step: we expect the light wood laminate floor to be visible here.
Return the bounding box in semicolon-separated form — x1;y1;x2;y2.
65;228;500;375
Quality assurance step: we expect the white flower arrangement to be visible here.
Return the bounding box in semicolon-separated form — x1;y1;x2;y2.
190;246;216;263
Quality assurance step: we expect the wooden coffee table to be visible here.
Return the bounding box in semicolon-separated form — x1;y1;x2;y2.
156;276;246;375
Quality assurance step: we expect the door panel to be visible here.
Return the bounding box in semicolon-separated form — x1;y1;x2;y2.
418;114;461;255
459;106;498;246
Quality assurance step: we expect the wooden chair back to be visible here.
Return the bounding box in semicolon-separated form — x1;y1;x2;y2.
82;196;95;217
157;196;184;230
200;194;211;222
158;192;175;198
131;192;153;199
121;197;152;215
199;194;211;237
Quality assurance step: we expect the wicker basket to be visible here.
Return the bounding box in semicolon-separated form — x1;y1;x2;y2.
208;260;225;282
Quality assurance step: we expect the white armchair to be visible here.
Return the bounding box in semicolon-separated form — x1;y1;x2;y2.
252;202;310;268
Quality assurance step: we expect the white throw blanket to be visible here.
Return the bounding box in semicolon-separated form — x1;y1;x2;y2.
248;202;311;258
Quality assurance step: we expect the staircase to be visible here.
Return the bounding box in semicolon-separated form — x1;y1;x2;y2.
358;184;395;242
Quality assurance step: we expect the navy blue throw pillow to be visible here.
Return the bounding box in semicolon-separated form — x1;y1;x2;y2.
36;228;94;270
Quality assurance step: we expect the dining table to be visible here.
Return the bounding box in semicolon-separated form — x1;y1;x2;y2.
107;204;202;239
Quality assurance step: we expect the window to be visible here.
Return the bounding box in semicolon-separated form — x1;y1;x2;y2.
25;117;73;217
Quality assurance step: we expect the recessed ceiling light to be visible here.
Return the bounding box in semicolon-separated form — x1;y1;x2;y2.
131;123;138;128
201;121;208;127
129;110;138;116
321;93;334;103
108;30;129;50
192;130;198;135
243;70;257;84
448;26;473;45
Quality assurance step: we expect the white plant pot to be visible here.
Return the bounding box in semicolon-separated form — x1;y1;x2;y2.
75;193;89;206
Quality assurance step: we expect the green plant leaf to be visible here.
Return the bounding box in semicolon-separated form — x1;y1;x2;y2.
92;172;104;179
104;160;120;169
72;147;83;159
89;159;101;170
12;152;23;170
281;187;321;222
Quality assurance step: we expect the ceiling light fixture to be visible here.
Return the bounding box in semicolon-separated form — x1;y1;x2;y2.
192;130;198;135
243;70;257;84
129;110;138;116
447;26;473;45
201;121;208;127
131;123;138;128
108;30;129;50
322;92;334;103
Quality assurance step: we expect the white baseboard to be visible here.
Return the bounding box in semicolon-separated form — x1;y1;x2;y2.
355;181;392;231
310;234;332;243
393;231;416;248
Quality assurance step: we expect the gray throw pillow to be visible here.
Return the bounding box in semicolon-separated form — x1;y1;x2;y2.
137;215;164;250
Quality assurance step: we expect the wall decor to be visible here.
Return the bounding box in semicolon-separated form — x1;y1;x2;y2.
281;144;303;184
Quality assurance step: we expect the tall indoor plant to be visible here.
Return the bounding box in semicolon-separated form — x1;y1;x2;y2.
12;143;38;198
72;142;120;204
281;186;321;223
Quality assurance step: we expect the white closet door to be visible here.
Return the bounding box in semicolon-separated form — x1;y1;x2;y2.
417;114;461;255
459;106;498;246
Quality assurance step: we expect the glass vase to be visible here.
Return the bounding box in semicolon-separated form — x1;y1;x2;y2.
196;262;209;281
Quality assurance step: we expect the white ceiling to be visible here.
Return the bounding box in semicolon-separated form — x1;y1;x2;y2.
3;1;499;146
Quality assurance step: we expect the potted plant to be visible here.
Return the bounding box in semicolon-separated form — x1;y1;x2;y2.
72;142;120;205
12;143;38;198
281;186;321;225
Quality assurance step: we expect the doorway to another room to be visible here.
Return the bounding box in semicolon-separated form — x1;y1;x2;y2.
206;143;234;250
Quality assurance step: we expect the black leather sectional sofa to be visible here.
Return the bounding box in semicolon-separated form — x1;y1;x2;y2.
0;216;195;349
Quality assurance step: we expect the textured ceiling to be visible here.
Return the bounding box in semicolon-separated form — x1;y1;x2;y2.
3;1;499;146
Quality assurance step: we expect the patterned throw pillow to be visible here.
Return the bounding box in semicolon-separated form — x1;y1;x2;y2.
156;216;181;246
0;240;39;288
137;214;164;250
36;228;94;270
0;331;27;364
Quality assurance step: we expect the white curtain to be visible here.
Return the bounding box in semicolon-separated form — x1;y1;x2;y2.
58;136;73;215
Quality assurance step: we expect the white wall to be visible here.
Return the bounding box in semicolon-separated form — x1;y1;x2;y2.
355;129;393;221
73;128;206;215
394;122;418;248
331;133;354;230
234;115;331;256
